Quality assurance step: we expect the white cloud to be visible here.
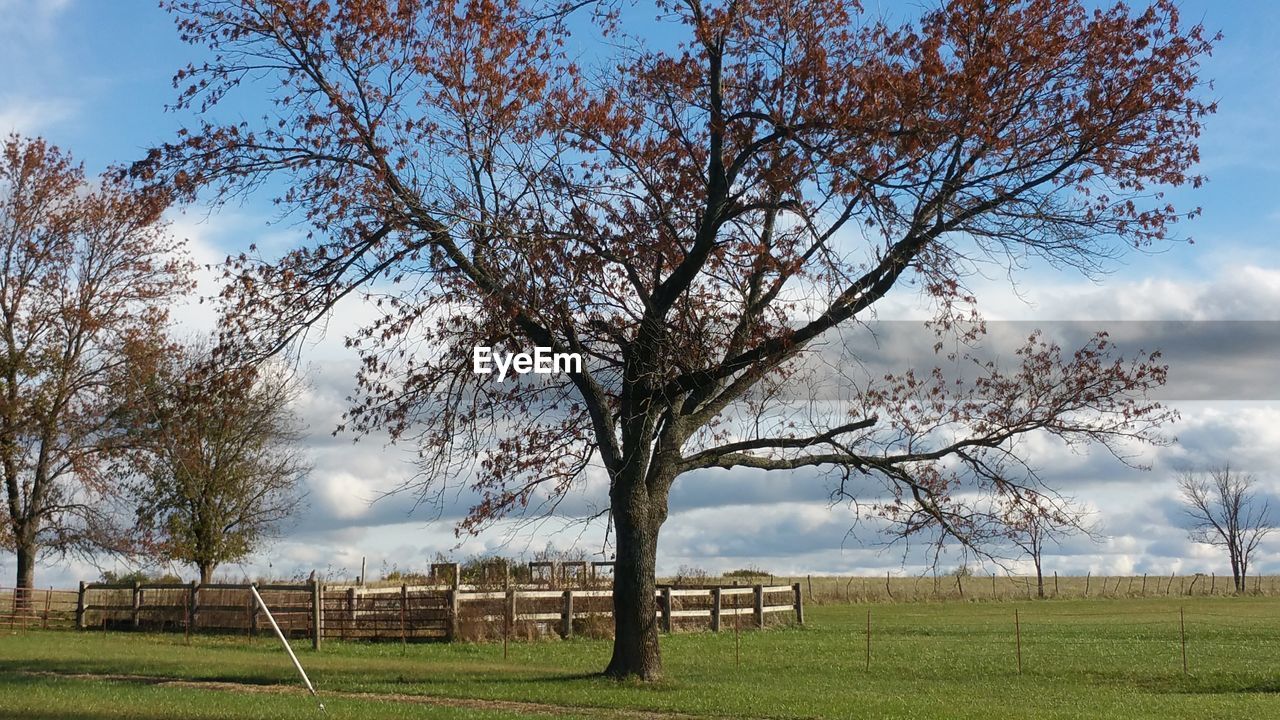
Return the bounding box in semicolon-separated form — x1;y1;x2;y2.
0;0;72;38
0;96;77;135
0;1;77;136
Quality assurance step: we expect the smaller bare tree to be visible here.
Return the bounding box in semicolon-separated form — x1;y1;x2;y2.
1003;498;1095;599
120;341;310;583
1179;467;1274;594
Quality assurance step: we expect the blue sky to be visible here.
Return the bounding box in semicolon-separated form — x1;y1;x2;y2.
4;0;1280;587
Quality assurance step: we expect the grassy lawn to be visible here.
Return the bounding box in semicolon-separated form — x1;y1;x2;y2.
3;597;1279;719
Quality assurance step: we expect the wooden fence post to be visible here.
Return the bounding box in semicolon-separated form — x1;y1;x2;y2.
446;588;459;642
1054;571;1059;597
189;581;200;633
311;578;322;651
250;583;260;637
561;589;574;639
451;563;462;591
345;584;355;638
885;571;893;600
711;587;722;632
131;581;141;630
793;582;804;625
42;588;51;630
345;587;356;641
661;587;672;633
75;581;86;630
1084;572;1090;597
753;585;764;629
504;588;516;658
399;584;408;648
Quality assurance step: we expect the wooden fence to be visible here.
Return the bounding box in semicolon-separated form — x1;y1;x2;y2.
47;581;803;646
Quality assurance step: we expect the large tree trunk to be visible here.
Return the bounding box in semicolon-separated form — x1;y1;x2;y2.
15;538;36;611
1034;558;1045;599
199;562;216;585
605;480;664;680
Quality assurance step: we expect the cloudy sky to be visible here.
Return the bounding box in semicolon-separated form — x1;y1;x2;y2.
4;0;1280;588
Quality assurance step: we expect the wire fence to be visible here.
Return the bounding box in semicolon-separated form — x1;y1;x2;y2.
853;601;1280;677
746;573;1280;605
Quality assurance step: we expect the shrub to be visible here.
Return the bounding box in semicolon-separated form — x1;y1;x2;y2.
724;567;770;579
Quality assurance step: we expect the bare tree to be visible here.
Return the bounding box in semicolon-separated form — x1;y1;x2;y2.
144;0;1213;679
0;135;191;606
120;341;309;584
1179;467;1273;594
1003;498;1095;599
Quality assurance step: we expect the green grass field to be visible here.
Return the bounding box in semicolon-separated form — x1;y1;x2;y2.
3;597;1279;719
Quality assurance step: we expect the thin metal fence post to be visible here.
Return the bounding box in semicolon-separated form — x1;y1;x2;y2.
1014;609;1023;676
865;607;872;672
503;588;515;660
1180;606;1188;675
734;591;741;669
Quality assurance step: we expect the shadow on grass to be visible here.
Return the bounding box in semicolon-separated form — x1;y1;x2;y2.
0;657;286;688
0;658;630;697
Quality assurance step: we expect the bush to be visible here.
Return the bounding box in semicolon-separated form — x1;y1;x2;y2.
99;569;184;584
382;568;430;584
674;565;710;585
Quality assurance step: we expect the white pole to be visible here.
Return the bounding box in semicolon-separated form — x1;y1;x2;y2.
250;584;325;712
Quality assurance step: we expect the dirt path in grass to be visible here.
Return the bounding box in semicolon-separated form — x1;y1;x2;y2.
18;670;765;720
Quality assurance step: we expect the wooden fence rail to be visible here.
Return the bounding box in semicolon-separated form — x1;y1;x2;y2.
29;580;803;646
